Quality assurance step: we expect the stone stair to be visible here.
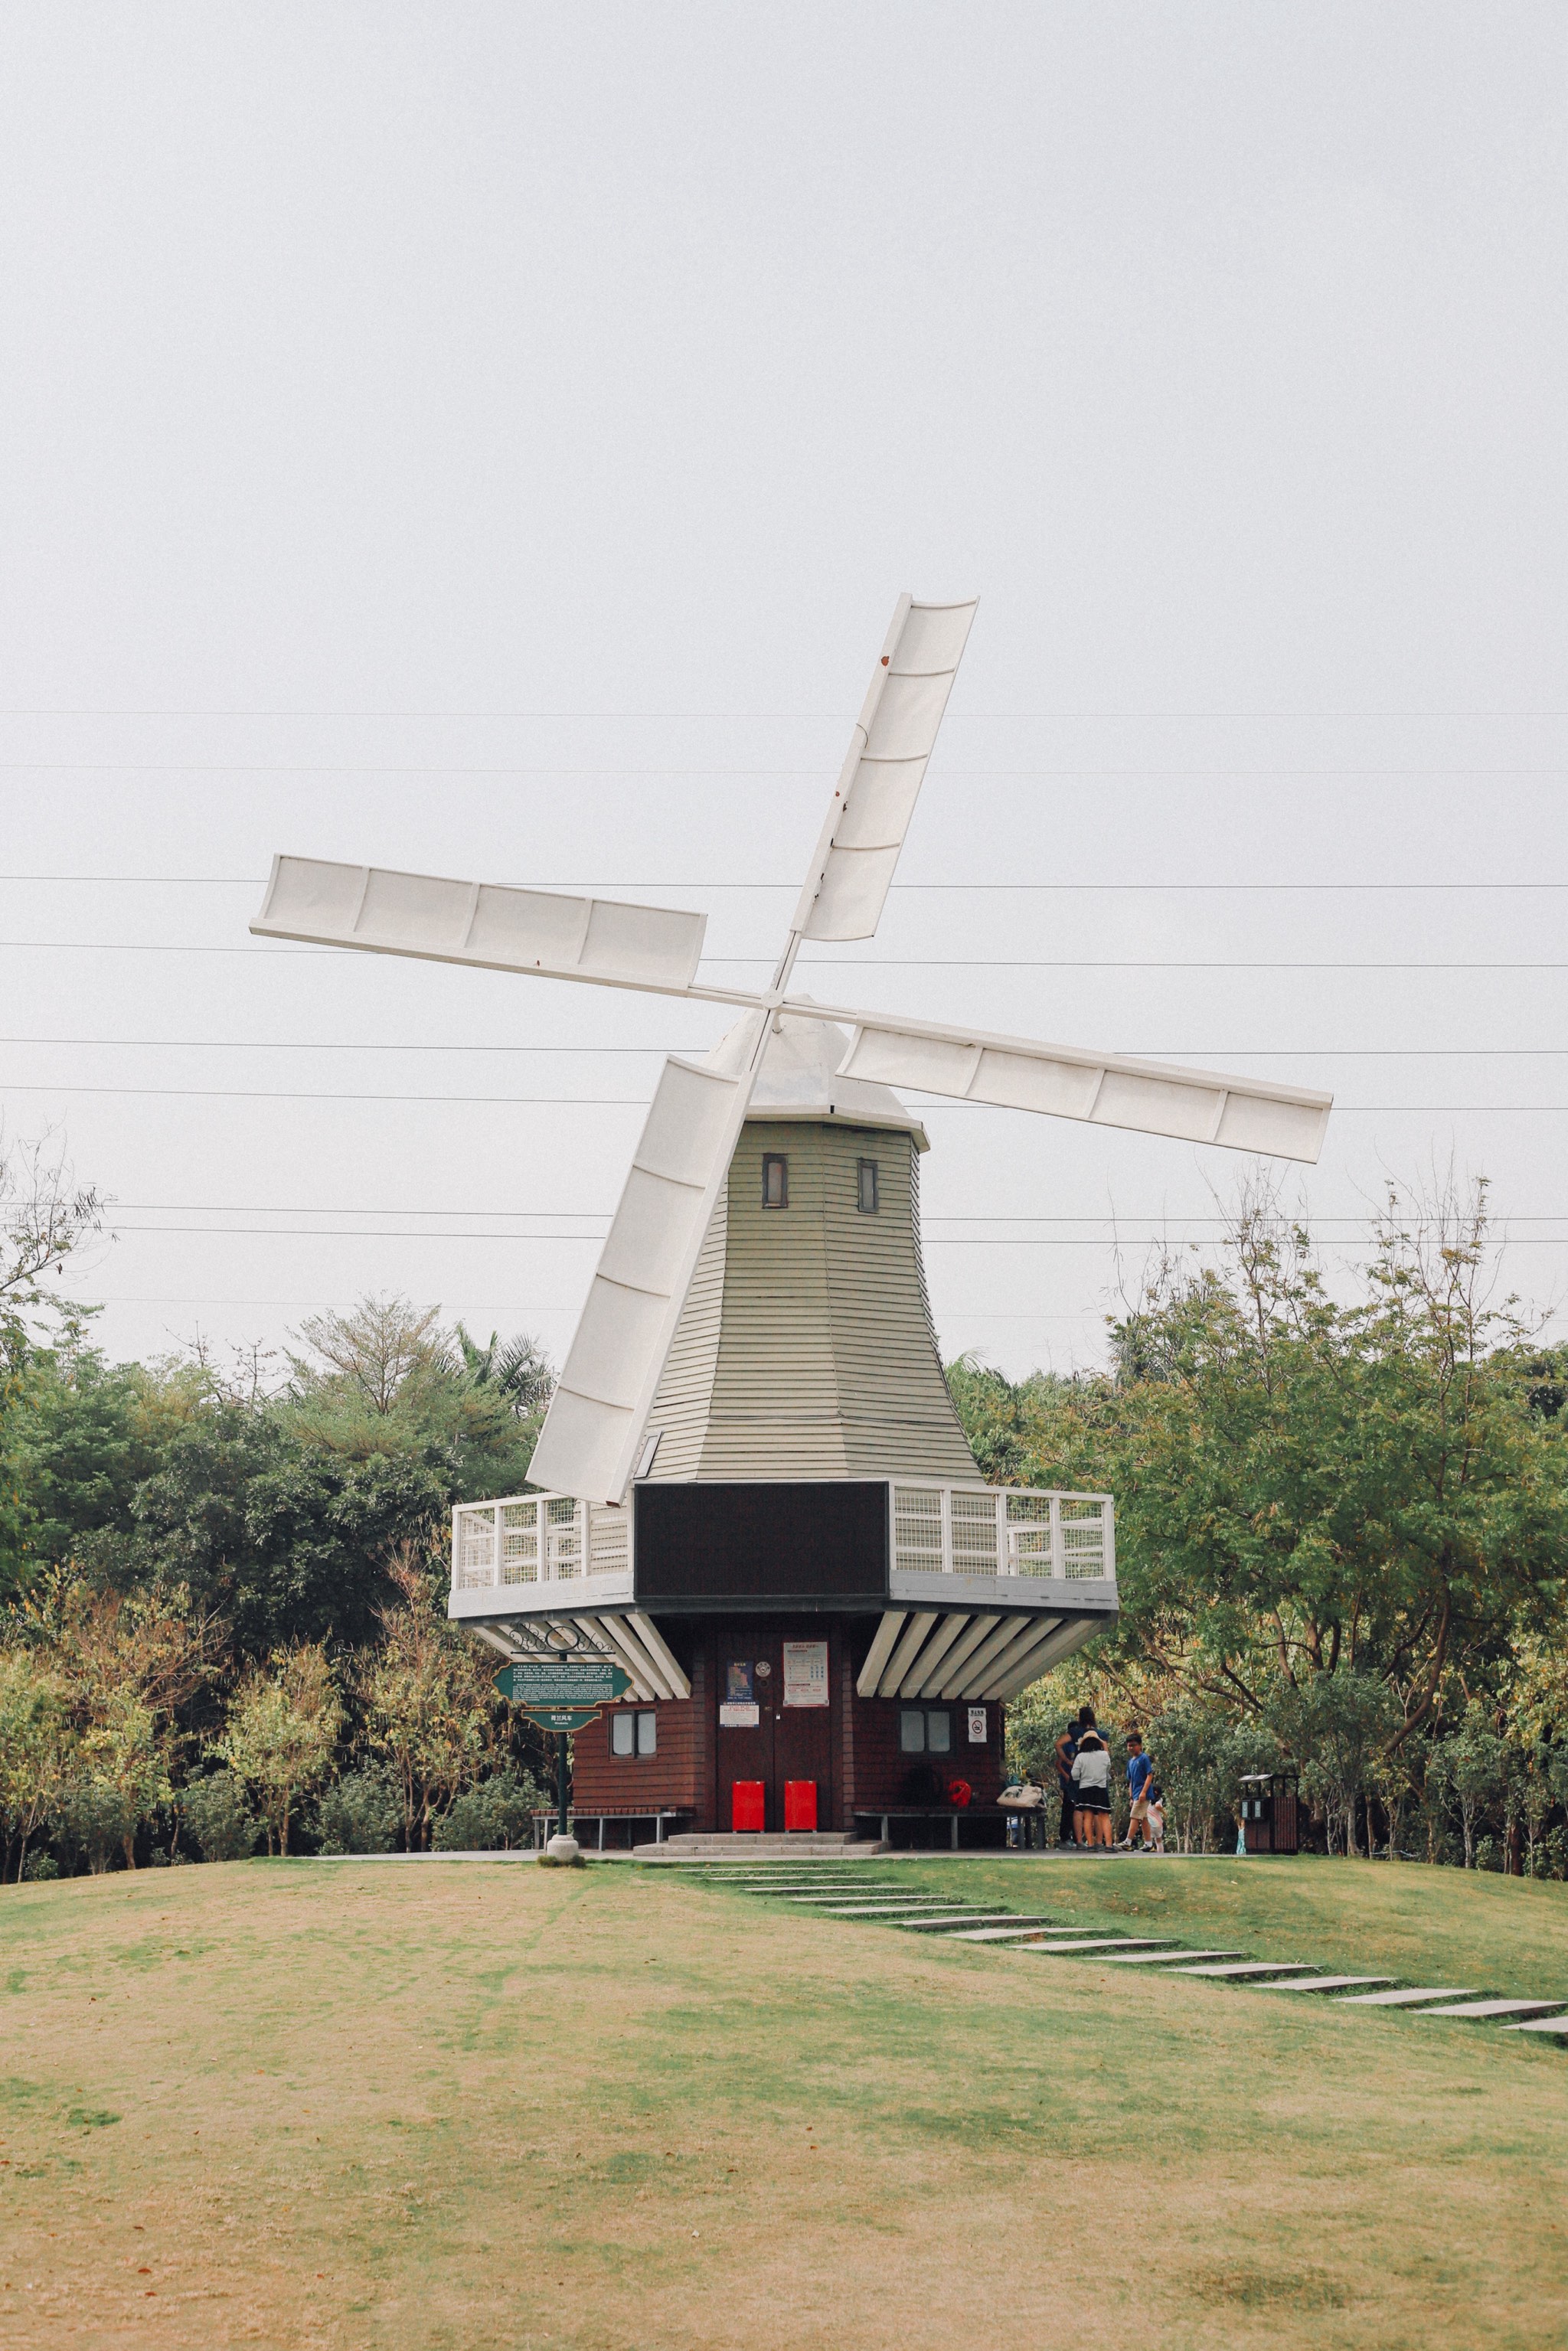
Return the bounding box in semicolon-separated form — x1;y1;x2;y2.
636;1830;887;1860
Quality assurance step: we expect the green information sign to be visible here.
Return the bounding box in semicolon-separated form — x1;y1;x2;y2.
522;1706;603;1733
495;1658;632;1709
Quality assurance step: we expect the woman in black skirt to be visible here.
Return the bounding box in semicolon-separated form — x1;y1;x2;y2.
1070;1730;1114;1848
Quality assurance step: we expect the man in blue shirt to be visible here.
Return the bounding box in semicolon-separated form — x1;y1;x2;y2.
1122;1732;1155;1850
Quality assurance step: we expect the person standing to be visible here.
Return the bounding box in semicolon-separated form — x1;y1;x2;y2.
1120;1731;1155;1850
1054;1703;1096;1847
1070;1729;1113;1847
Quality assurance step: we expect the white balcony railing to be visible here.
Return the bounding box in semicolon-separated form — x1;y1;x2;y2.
450;1480;1113;1618
451;1493;632;1606
890;1484;1114;1583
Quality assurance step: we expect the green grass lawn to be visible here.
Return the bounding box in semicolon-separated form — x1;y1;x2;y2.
2;1855;1566;2351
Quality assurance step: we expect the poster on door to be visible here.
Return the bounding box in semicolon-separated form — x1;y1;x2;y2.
782;1640;828;1708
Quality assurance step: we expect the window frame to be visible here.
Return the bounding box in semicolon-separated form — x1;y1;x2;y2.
610;1709;658;1759
899;1706;952;1756
857;1158;880;1214
761;1152;789;1210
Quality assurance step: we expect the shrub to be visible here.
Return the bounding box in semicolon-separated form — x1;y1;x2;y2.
318;1765;400;1855
432;1768;544;1852
181;1772;260;1863
21;1850;60;1880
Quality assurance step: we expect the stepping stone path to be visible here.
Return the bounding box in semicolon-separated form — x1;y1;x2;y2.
1019;1937;1178;1956
1337;1987;1478;2007
671;1874;1566;2042
1264;1975;1394;1995
1420;1998;1568;2021
1168;1961;1318;1980
1102;1948;1244;1966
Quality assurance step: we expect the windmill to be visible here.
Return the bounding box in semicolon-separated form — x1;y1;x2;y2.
252;596;1331;1851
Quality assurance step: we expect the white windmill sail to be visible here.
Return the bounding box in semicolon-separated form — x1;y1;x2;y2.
822;1008;1331;1164
791;596;978;943
252;855;707;995
526;1014;768;1503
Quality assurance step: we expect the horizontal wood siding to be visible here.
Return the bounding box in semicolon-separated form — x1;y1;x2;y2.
571;1695;700;1814
645;1118;980;1484
645;1187;727;1478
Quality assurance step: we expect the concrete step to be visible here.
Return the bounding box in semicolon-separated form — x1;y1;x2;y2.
638;1833;887;1858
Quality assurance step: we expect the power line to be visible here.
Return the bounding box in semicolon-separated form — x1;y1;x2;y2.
90;1203;1568;1224
98;1232;1568;1250
2;1080;1565;1109
7;1037;1568;1059
5;876;1568;893
3;706;1566;721
2;761;1563;779
6;941;1568;971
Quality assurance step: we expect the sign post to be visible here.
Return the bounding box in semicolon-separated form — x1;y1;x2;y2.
495;1657;633;1855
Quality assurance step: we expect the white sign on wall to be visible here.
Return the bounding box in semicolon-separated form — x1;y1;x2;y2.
968;1706;988;1745
782;1640;829;1708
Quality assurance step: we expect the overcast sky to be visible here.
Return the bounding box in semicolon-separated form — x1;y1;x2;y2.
2;5;1564;1382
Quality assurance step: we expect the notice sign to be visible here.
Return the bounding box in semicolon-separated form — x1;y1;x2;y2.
782;1641;828;1709
968;1706;988;1745
495;1659;631;1709
720;1703;760;1728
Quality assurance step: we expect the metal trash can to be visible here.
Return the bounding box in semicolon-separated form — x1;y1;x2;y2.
1239;1767;1299;1855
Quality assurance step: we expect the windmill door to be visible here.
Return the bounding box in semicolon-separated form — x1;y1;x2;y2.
714;1624;835;1833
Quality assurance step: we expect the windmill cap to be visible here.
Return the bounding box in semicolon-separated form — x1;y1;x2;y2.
705;1009;929;1148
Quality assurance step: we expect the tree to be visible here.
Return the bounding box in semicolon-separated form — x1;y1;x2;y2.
0;1647;73;1880
210;1645;342;1856
1430;1703;1509;1869
18;1573;218;1869
361;1549;514;1848
452;1324;554;1419
955;1180;1568;1778
1266;1670;1398;1858
289;1296;452;1417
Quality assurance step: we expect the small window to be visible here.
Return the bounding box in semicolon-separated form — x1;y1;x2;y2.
611;1710;658;1758
857;1159;879;1214
762;1153;789;1209
900;1707;952;1755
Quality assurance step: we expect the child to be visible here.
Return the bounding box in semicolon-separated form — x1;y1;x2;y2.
1145;1782;1166;1855
1120;1730;1155;1850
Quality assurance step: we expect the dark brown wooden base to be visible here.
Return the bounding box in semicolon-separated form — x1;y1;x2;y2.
571;1611;1008;1834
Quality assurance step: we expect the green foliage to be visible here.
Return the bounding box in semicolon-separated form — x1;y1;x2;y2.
432;1766;546;1851
209;1644;342;1856
318;1765;401;1855
180;1771;260;1863
949;1179;1568;1872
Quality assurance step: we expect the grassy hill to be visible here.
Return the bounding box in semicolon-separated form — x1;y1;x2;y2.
2;1855;1566;2350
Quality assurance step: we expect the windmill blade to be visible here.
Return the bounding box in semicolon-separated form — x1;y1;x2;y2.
527;1017;768;1504
792;595;978;944
821;1008;1331;1162
251;855;707;996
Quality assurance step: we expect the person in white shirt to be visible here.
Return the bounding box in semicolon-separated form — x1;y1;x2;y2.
1069;1730;1113;1848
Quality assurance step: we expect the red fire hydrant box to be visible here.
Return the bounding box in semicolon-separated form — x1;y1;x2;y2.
784;1780;818;1833
732;1780;765;1832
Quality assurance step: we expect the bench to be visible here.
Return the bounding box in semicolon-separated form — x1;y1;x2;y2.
530;1808;692;1853
851;1805;1008;1852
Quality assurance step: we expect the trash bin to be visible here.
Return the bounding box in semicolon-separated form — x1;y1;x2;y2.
1239;1768;1299;1855
732;1780;765;1832
784;1780;818;1832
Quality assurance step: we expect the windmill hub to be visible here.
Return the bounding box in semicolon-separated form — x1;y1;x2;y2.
252;594;1331;1851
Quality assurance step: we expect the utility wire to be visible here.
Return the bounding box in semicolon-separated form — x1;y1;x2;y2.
5;1037;1566;1057
5;942;1568;970
1;1081;1563;1109
5;877;1568;893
